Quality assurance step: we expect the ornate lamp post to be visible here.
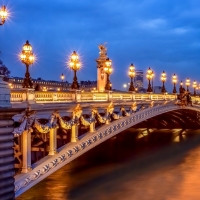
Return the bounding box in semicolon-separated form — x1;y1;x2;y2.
186;78;190;92
20;41;35;88
161;71;167;93
172;74;177;94
146;67;153;93
69;51;81;90
104;58;113;91
60;73;65;91
128;63;135;92
193;80;197;96
0;6;8;25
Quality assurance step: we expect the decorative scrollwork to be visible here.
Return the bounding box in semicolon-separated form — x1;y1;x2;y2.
58;104;82;130
80;108;97;126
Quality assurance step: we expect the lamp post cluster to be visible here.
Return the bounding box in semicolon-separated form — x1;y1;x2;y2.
0;6;8;25
15;41;200;96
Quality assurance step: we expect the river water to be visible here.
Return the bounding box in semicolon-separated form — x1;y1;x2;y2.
17;129;200;200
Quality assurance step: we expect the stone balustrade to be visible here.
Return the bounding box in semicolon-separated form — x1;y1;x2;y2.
10;89;190;104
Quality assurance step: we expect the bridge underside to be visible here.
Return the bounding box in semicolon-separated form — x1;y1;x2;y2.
14;109;200;170
133;109;200;129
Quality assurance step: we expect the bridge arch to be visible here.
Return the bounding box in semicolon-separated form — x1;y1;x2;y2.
14;104;200;197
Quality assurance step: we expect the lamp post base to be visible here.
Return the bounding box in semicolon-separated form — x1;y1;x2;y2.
71;71;79;90
129;81;135;92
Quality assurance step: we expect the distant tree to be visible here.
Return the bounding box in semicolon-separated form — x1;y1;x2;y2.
0;60;10;77
37;77;42;80
35;84;41;91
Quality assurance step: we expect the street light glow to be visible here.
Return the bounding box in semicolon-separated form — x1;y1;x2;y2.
0;6;8;25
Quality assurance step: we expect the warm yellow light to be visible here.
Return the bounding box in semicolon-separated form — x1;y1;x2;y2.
105;59;111;67
71;51;78;61
0;6;8;23
172;73;177;84
146;67;154;80
193;80;197;88
69;51;81;71
61;73;65;80
128;63;135;78
70;62;74;66
147;67;151;74
76;62;81;69
161;71;166;82
104;58;113;75
20;41;35;66
186;78;190;86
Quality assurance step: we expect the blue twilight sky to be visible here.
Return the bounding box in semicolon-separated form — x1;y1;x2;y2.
0;0;200;91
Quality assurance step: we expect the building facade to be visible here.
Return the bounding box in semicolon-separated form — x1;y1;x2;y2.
134;70;144;89
4;77;97;92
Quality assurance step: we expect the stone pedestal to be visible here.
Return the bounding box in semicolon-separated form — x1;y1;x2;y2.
71;90;81;102
22;88;36;105
96;44;108;92
0;75;11;108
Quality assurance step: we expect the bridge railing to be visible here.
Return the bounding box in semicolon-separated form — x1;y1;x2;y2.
10;90;180;104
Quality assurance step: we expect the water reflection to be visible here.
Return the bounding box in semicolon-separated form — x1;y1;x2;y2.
17;129;200;200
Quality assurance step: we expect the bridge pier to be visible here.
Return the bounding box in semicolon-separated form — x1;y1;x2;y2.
0;108;23;200
48;127;58;156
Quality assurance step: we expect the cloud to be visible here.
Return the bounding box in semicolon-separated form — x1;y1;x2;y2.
171;27;190;34
139;18;167;29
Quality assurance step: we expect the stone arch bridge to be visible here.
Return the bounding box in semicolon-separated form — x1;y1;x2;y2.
12;101;200;197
